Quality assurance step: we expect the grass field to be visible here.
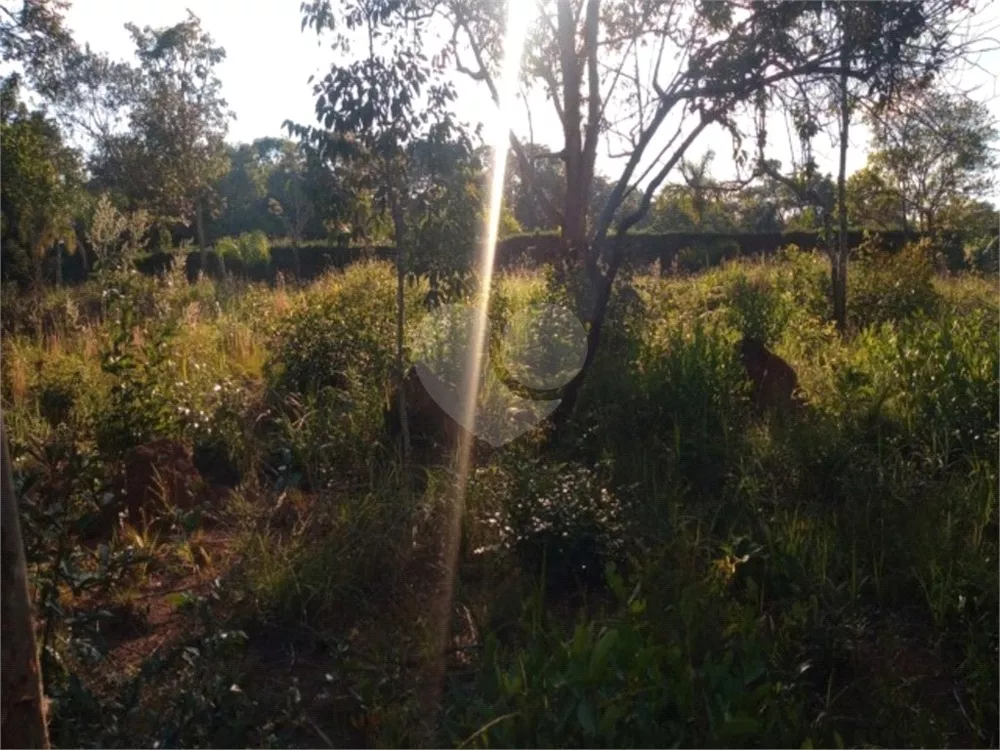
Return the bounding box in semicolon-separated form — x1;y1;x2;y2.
2;240;997;748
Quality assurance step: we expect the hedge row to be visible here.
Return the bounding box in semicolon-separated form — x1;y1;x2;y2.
11;228;981;286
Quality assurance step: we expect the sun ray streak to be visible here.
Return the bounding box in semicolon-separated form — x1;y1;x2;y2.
421;0;535;738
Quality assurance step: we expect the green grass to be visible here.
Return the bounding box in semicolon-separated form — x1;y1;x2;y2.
2;245;996;748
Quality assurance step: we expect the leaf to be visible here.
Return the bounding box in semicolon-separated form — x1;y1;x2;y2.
577;699;597;737
165;592;188;608
718;713;761;740
590;628;619;675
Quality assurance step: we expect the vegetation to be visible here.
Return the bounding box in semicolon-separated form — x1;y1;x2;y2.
2;241;997;748
1;0;998;747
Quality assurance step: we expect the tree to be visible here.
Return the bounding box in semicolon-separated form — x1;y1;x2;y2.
753;1;974;331
408;125;486;299
1;0;75;100
288;2;467;466
503;142;564;231
351;0;974;413
866;89;999;234
1;418;50;749
0;76;84;290
267;141;315;278
846;162;904;231
92;11;232;269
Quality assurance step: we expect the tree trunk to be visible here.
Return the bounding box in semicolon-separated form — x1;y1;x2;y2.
1;419;50;749
195;197;208;277
552;233;628;426
293;243;302;281
54;245;62;288
33;248;44;296
834;18;851;334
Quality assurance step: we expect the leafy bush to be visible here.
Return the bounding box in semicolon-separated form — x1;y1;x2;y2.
266;262;404;395
850;239;940;328
480;461;630;594
36;356;88;427
239;230;271;267
964;234;999;274
444;565;815;749
880;311;998;464
725;274;792;346
95;292;182;456
216;236;240;261
217;232;271;272
639;322;749;491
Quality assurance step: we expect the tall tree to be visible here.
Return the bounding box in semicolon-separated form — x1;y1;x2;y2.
0;0;75;99
0;76;84;290
754;0;974;331
347;0;975;414
289;2;467;465
92;11;233;269
866;88;999;234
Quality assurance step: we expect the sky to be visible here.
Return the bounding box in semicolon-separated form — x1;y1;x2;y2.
63;0;1000;198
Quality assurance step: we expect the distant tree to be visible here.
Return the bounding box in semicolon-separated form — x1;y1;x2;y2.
503;142;564;232
0;76;84;290
866;89;999;234
47;45;135;152
92;11;233;269
846;162;904;231
267;141;315;278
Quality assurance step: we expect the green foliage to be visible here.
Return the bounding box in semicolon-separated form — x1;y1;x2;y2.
445;564;814;749
216;231;271;269
265;262;403;395
472;461;631;594
5;249;996;750
0;79;85;285
725;274;793;346
95;289;182;455
90;11;232;230
964;234;999;274
849;239;940;328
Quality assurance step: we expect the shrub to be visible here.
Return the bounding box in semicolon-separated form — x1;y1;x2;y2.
639;322;749;492
725;274;792;346
238;231;271;268
964;235;999;274
884;311;998;465
215;236;240;261
36;356;88;427
482;461;630;593
850;239;940;328
444;565;816;749
266;262;402;395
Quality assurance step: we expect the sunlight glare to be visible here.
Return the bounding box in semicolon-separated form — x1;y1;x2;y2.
422;0;536;733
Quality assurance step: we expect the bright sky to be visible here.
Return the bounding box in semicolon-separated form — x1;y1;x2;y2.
63;0;1000;199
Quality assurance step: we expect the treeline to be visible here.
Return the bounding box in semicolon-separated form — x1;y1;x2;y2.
2;2;998;298
26;228;994;288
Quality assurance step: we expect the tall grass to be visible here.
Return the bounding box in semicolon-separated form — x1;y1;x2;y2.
1;245;996;748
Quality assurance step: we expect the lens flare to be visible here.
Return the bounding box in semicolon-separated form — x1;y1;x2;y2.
420;0;534;735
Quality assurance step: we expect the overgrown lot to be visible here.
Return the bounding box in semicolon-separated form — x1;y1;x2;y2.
2;242;997;748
